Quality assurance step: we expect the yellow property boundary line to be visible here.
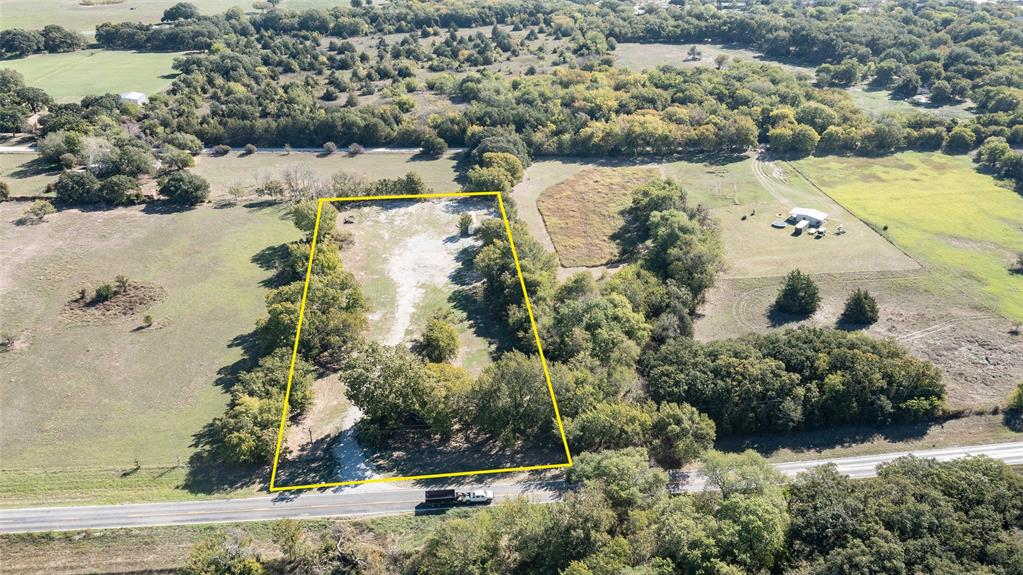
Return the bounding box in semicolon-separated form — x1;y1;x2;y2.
269;191;573;491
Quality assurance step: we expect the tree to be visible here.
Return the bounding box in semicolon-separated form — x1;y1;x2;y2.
0;29;45;58
945;126;976;153
701;450;784;499
159;171;209;205
21;199;55;223
342;343;431;431
841;289;879;325
649;402;715;468
417;315;460;363
567;401;653;453
0;181;9;202
471;350;558;442
323;141;337;154
40;25;85;53
243;143;257;155
566;447;668;512
421;133;448;157
774;269;820;315
54;170;100;203
162;2;201;22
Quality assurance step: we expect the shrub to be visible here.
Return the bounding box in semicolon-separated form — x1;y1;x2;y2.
0;180;9;202
163;132;203;155
211;144;231;156
159;171;209;205
115;275;129;291
143;314;154;327
458;213;472;236
58;152;76;169
93;283;115;303
243;143;257;155
775;269;820;315
347;143;364;155
99;175;141;205
1011;384;1023;411
323;141;337;154
21;199;55;223
840;289;879;325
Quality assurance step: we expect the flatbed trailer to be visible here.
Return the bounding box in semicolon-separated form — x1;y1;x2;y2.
423;489;494;505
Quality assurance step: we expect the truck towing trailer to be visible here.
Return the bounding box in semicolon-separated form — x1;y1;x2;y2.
423;489;494;505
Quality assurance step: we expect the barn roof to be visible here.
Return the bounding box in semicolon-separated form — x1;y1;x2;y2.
789;207;829;221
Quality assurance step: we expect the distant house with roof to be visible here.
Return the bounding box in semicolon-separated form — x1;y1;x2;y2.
788;207;828;227
118;92;148;106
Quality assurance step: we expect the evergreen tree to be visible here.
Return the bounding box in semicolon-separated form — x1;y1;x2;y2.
774;269;820;315
841;289;879;325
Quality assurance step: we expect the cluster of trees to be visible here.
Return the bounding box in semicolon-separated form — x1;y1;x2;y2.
182;449;1023;575
642;328;945;435
0;69;51;135
0;25;85;58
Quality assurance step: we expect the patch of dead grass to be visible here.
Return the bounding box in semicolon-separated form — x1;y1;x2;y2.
536;166;658;267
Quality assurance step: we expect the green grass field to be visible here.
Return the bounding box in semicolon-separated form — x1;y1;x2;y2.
0;154;58;197
0;202;299;504
193;151;461;198
793;152;1023;320
845;85;974;121
1;49;183;103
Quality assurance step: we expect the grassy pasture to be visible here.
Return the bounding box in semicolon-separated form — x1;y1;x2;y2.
0;1;333;31
0;154;58;197
0;50;182;103
793;152;1023;321
614;42;815;75
0;202;298;505
845;85;974;121
520;156;915;279
536;166;658;267
192;151;461;199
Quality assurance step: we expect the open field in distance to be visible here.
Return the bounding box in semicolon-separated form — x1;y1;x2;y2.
0;50;183;103
193;151;462;199
793;152;1023;321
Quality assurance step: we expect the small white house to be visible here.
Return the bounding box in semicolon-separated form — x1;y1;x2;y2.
788;207;828;227
118;92;148;106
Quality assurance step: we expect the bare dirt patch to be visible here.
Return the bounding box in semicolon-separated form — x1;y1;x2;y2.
61;283;166;324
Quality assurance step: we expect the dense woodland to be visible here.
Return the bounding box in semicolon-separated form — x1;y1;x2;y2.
2;1;1022;573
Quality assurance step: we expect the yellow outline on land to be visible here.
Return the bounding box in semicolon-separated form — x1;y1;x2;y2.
268;191;573;491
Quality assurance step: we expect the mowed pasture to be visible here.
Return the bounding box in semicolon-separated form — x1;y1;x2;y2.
793;152;1023;321
193;150;461;198
517;156;915;279
0;202;298;505
0;154;59;197
613;42;815;76
537;166;658;267
0;50;183;103
0;0;289;31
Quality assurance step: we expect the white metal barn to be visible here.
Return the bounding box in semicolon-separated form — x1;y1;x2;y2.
118;92;148;106
788;207;828;227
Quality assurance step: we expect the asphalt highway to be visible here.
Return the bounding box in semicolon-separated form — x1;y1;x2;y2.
1;441;1020;534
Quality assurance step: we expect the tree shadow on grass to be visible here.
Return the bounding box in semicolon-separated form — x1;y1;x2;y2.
714;419;945;459
766;306;810;328
448;243;518;356
9;156;59;179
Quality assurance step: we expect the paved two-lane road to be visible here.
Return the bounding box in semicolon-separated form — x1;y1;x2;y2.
2;442;1021;534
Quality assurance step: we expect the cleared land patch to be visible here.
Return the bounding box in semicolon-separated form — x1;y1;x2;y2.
0;50;183;103
537;166;658;267
792;152;1023;321
0;202;299;505
614;42;815;75
193;151;460;199
276;196;564;489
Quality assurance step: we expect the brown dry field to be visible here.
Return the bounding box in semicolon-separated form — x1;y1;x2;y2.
536;166;658;268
